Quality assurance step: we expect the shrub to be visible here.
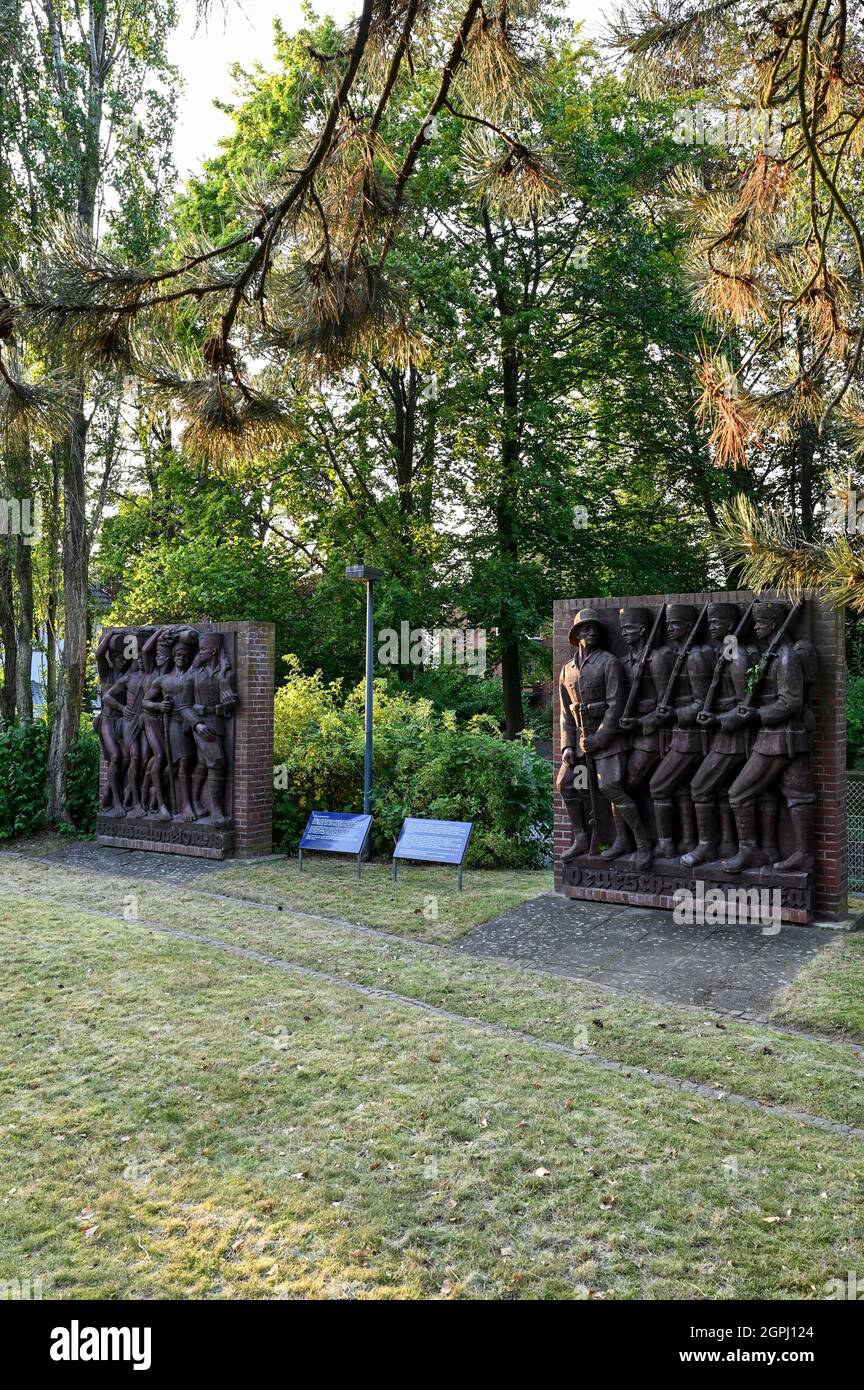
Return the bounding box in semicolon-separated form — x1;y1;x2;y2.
848;674;864;770
273;656;551;867
0;720;49;840
61;717;101;837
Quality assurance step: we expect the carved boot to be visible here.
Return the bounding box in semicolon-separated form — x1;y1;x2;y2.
191;767;207;820
755;797;780;867
561;799;590;862
676;795;698;855
617;802;652;871
774;804;815;873
653;799;677;860
718;798;737;860
207;772;228;827
721;804;761;872
680;802;719;867
601;806;632;860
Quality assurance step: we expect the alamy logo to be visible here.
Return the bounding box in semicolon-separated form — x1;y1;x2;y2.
824;1271;864;1299
50;1321;152;1371
0;497;41;545
378;621;486;675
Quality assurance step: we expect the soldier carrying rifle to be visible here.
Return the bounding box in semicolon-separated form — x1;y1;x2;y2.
720;600;816;874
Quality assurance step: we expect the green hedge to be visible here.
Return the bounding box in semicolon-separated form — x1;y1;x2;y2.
0;717;100;840
848;675;864;770
274;657;551;868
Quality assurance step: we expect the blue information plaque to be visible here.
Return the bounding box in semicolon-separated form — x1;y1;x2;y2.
298;811;373;878
392;817;474;890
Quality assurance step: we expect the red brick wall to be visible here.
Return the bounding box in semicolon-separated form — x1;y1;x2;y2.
553;590;847;922
215;621;275;857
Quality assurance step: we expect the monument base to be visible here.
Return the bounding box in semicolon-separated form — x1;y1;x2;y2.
562;853;811;924
96;814;235;860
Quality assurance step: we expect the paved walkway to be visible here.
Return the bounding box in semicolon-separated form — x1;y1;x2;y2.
452;893;833;1019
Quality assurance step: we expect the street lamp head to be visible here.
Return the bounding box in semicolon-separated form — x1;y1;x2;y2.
345;564;385;583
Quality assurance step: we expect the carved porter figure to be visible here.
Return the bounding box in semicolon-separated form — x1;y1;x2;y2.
95;630;134;816
142;636;199;822
557;609;652;869
721;600;816;874
647;604;711;858
182;631;237;826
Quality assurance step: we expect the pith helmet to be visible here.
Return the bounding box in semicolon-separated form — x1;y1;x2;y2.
707;602;739;624
619;606;653;629
666;603;696;624
568;608;605;645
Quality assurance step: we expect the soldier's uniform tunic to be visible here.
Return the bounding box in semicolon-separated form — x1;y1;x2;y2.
557;646;629;809
727;639;815;810
690;637;756;805
620;639;675;788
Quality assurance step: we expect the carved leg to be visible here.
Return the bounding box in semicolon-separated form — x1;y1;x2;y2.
653;800;677;859
718;798;737;860
681;802;719;867
616;800;652;871
600;805;632;860
106;755;126;818
207;772;227;827
721;803;761;872
676;794;697;855
191;767;207;820
561;796;590;862
773;804;814;873
174;763;196;822
756;796;780;867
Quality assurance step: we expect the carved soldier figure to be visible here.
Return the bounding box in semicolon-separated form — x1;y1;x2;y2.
143;636;199;822
681;602;757;866
557;609;652;869
100;629;153;820
617;603;674;794
721;600;816;874
646;604;711;858
181;631;237;826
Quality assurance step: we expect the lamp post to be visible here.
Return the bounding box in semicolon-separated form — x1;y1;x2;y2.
345;564;384;816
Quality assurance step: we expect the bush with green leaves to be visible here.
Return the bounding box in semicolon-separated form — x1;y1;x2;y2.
848;675;864;771
0;720;49;840
61;717;101;838
274;657;551;867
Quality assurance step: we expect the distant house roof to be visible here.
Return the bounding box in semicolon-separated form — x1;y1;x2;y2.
89;582;112;611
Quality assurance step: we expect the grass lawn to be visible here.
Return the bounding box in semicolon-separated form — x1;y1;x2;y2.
1;851;863;1299
771;931;864;1042
208;856;553;944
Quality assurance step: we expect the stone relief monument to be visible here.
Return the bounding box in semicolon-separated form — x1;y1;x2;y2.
95;621;275;860
553;592;846;924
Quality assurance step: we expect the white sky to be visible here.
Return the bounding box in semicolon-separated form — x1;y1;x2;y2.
168;1;609;178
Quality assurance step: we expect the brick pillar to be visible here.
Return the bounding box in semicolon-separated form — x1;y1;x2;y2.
217;621;275;857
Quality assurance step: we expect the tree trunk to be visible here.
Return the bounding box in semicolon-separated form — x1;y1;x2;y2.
47;405;89;820
11;444;34;720
0;542;17;725
45;442;62;713
482;205;525;739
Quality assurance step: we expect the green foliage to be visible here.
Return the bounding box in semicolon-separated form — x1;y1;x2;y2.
273;658;551;868
0;720;49;840
60;718;101;839
847;675;864;771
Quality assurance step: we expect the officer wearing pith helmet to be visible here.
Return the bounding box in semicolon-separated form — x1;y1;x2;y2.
557;609;651;868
